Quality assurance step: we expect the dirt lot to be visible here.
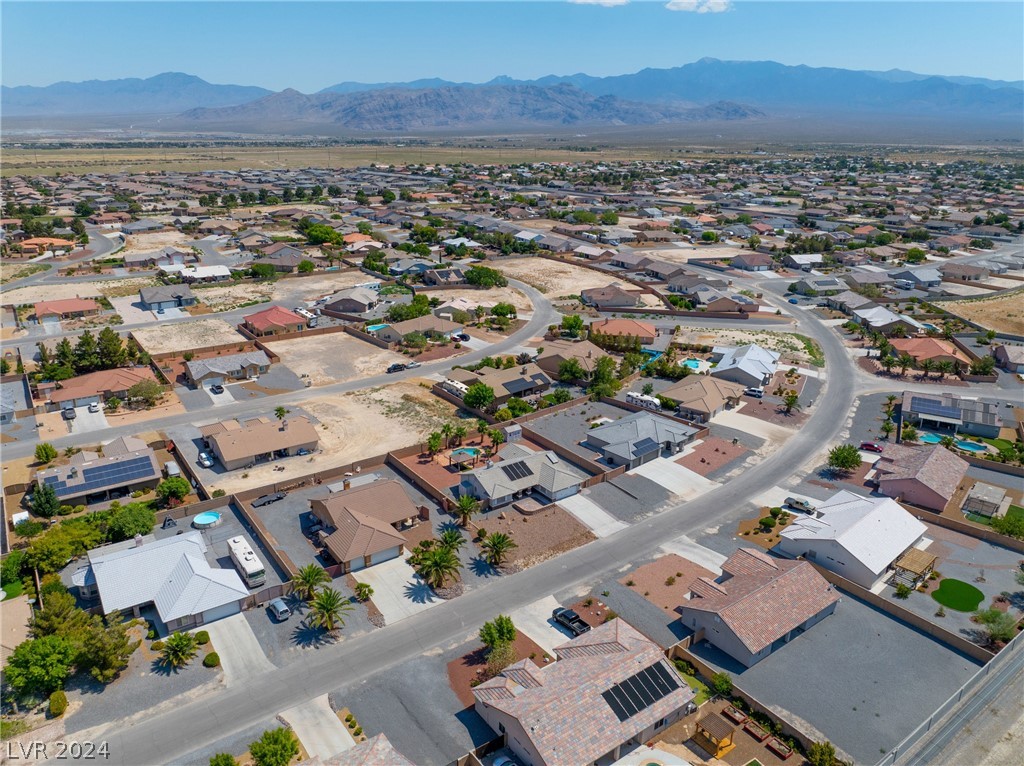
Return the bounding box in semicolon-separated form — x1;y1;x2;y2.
131;317;246;355
620;554;716;618
1;277;157;306
676;436;750;476
421;286;533;313
192;282;277;312
492;258;632;297
943;290;1024;335
675;327;820;365
488;505;596;569
272;270;382;305
263;333;408;386
120;230;192;257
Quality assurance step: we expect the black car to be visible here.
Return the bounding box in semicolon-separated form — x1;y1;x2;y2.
454;333;471;342
209;384;225;394
252;492;286;507
386;363;407;374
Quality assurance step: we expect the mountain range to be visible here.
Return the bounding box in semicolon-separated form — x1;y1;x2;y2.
3;59;1021;132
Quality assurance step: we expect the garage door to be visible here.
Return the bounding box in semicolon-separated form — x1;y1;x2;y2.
370;546;401;566
348;558;366;573
202;601;241;625
203;378;225;389
41;315;60;324
75;396;101;408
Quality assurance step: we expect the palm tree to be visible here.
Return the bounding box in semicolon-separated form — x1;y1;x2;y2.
439;528;466;553
480;532;518;567
453;425;468;446
455;494;480;527
884;394;899;415
292;563;329;602
353;582;373;602
940;435;957;449
782;392;801;414
426;432;443;456
876;337;891;359
897;353;915;377
516;352;532;365
416;547;462;589
308;587;353;634
879;355;897;375
440;422;455;448
881;419;896;439
475;419;489;442
938;359;957;378
274;406;290;422
901;424;919;443
161;631;198;668
488;429;506;455
919;358;935;379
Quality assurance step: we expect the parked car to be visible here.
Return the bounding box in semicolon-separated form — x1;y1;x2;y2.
252;492;287;507
268;598;291;621
552;607;591;636
62;408;77;420
164;461;181;478
494;756;521;766
743;387;765;398
455;333;471;342
405;361;422;369
785;497;815;513
859;442;884;453
297;448;312;456
386;363;407;374
197;452;215;468
209;384;225;395
87;402;101;413
788;298;800;305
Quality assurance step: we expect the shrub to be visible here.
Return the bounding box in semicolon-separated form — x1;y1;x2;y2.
353;727;363;737
759;516;777;530
603;610;619;623
345;713;354;722
673;658;697;676
894;583;912;599
203;652;221;668
151;641;165;651
209;754;237;766
195;630;210;645
212;489;226;498
147;629;157;640
769;507;783;517
711;672;734;696
48;690;68;717
625;579;635;587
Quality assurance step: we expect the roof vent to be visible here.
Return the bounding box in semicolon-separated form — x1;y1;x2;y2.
546;453;560;464
134;533;144;548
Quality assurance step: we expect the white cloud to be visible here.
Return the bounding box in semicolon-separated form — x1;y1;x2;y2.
569;0;630;6
665;0;732;13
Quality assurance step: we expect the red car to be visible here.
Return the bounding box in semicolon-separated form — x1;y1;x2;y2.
860;442;884;453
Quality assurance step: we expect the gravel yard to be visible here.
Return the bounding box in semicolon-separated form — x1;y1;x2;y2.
1;277;157;306
619;553;716;618
262;333;408;386
492;257;633;297
675;327;820;365
131;317;246;354
486;505;596;569
418;285;533;313
120;230;193;257
191;283;276;312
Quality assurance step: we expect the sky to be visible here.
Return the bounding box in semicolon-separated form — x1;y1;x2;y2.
3;1;1022;90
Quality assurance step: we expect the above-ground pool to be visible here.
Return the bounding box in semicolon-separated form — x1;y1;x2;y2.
919;433;942;444
451;447;481;458
192;511;222;529
956;440;988;453
366;323;387;332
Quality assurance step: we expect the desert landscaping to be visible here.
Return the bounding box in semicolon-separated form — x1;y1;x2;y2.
492;258;630;297
130;317;246;355
262;333;408;386
943;290;1024;335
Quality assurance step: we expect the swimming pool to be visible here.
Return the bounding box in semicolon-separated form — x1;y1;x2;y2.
451;447;481;458
684;358;702;370
956;441;988;453
366;323;387;332
919;433;942;444
193;511;222;529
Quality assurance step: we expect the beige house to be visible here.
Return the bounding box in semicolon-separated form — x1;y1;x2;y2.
201;415;319;470
535;339;610;380
659;376;745;423
874;444;969;512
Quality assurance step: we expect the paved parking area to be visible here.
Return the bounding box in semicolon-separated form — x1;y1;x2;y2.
508;595;578;655
250;485;329;569
557;493;629;538
712;408;798;445
631;457;719;500
282;695;355;760
689;594;983;765
585;472;674;522
66;404;110;433
109;296;155;324
200;612;275;687
355;555;443;624
658;535;727;574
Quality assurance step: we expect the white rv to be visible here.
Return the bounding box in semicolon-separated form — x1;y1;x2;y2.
626;392;661;411
227;536;266;588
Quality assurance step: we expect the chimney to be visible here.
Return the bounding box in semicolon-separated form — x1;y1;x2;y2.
134;533;144;548
343;479;351;491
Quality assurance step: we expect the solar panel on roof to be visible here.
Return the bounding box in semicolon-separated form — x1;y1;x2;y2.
602;662;680;723
910;396;961;421
602;691;630;722
499;461;534;481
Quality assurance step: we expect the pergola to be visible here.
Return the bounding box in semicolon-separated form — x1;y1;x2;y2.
694;711;737;758
893;548;938;584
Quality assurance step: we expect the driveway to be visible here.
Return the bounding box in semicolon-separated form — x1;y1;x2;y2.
355;556;442;624
281;694;354;760
713;407;798;445
508;595;576;655
206;386;235;407
68;405;110;434
749;485;825;511
629;457;718;500
109;296;154;325
658;535;727;574
200;612;276;687
556;494;629;538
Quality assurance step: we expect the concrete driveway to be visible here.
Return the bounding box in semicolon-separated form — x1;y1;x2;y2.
749;484;823;511
281;694;354;760
200;613;275;687
629;457;718;500
355;556;442;624
206;386;235;407
713;407;798;445
658;535;727;574
508;595;576;655
556;494;629;538
68;405;109;434
109;296;154;324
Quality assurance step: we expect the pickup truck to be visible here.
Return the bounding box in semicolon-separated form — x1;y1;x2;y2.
552;607;591;636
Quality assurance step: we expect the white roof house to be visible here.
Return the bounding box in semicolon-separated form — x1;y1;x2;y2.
159;264;232;281
83;531;249;631
852;306;926;334
709;344;780;388
459;443;587;508
776;490;927;588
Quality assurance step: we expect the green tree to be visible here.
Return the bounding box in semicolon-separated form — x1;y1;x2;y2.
426;432;443;455
127;379;163;407
81;617;140;683
292;563;330;602
73;330;100;373
782;392;801;414
274;406;290;422
353;582;374;602
710;672;733;696
464;266;508;288
381;188;397;204
417;547;462;589
600;210;619;225
588;355;621;399
973;608;1017;644
827;444;862;474
561;314;585;338
558;358;587;382
1;549;25;586
35;442;58;464
486;641;517;677
896;353;915;377
250;263;276;280
464;383;496;411
30;591;92;649
96;327;125;369
155;477;191;506
107;502;157;541
297;259;315;274
308;587;353;634
969;356;996;376
454;494;480;527
5;635;77;694
439;528;466;553
250;728;299;766
32;481;61;518
479;614;517;650
901;424;919;443
807;740;837;766
162;631;199;668
209;755;237;766
480;532;517;568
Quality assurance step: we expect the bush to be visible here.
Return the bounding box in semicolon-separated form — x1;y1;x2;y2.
212;489;226;498
203;652;220;668
353;727;363;736
345;713;354;723
151;641;165;651
147;629;157;640
759;516;777;530
673;658;697;676
711;672;734;696
894;583;912;599
195;630;210;645
48;690;68;717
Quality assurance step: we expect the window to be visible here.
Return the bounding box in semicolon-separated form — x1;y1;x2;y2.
498;722;505;734
655;717;668;729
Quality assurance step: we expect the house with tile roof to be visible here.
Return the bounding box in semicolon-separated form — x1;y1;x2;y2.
473;619;695;766
459;443;588;509
658;376;745;424
776;490;927;589
309;480;418;573
589;318;657;345
731;252;774;271
534;339;610;380
580;284;641;309
680;548;839;667
709;344;780;389
308;734;416;766
242;305;307;336
873;443;969;511
887;338;969;368
32;298;102;322
448;363;552;406
584;411;698;469
202;415;319;470
45;366;161;409
993;344;1024;374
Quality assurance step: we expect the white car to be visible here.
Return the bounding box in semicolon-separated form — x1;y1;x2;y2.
197;452;215;468
87;402;101;413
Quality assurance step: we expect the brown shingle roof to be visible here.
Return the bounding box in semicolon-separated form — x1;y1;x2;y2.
875;443;969;504
49;367;158;404
208;416;318;463
310;480;416;563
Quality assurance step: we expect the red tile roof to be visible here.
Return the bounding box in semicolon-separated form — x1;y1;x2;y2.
34;298;100;318
244;305;306;332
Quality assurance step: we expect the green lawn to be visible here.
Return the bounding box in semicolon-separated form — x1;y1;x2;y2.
681;673;711;705
2;580;25;600
931;579;985;612
744;761;764;766
965;512;994;526
1006;505;1024;523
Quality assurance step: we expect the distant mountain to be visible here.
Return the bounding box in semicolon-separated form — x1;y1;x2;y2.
318;78;465;94
862;68;1024;91
177;83;764;130
1;73;272;116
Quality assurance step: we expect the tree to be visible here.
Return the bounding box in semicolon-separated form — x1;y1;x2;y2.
381;189;396;204
35;442;58;464
561;314;584;338
969;356;996;376
896;353;915;377
491;302;516;318
479;614;517;650
827;444;862;474
600;210;619;225
155;477;191;506
162;631;199;668
439;528;465;553
441;422;455;448
782;392;801;414
807;740;837;766
209;755;237;766
274;406;290;422
641;382;654;396
96;327;125;369
297;259;315;274
107;502;157;541
416;547;462;589
426;432;443;455
919;358;935;378
32;481;61;518
588;355;621;399
464;383;496;411
250;263;276;280
353;582;374;602
5;635;77;694
81;617;140;684
249;728;299;766
455;494;480;527
308;587;353;633
292;563;329;602
127;379;163;408
30;591;92;648
453;424;468;445
480;532;517;568
558;358;587;382
486;642;517;677
881;419;896;439
901;424;919;443
974;608;1017;644
464;265;508;287
73;330;100;373
710;671;733;696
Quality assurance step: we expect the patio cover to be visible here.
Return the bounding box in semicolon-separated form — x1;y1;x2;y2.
894;548;937;578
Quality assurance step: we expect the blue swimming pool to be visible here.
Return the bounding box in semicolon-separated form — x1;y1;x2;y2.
451;447;481;458
956;441;988;453
684;358;701;369
919;433;942;444
193;511;222;529
366;323;387;332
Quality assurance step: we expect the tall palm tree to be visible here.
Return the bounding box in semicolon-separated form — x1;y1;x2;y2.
308;587;352;634
426;432;443;456
488;429;506;455
897;353;915;377
453;425;468;446
884;394;899;414
901;424;919;443
940;435;957;449
161;631;198;668
439;528;466;553
440;423;455;448
919;358;935;379
416;547;462;589
881;419;896;439
475;419;489;442
455;494;480;527
880;356;897;375
292;563;329;602
938;360;957;378
480;532;518;567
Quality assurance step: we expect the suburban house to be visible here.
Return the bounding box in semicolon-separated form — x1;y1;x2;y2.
588;318;657;346
535;339;610;380
242;305;307;336
643;259;689;281
826;290;877;315
448;363;552;406
309;480;419;573
658;376;745;423
580;285;640;309
730;253;774;271
139;284;197;311
891;267;942;289
123;247;197;268
32;298;102;323
776;490;928;589
388;258;433;276
782;253;825;271
473;618;695;766
375;316;462;344
940;263;990;282
323;287;380;314
873;443;969;511
72;531;249;632
161;265;232;283
709;344;780;388
14;237;79;256
35;436;161;505
851;306;926;336
459;443;587;509
887;338;969;368
584;412;698;469
667;274;729;295
318;735;416;766
0;378;32;425
792;277;846;296
993;344;1024;373
900;391;1004;438
680;548;840;668
185;350;271;388
422;268;466;286
45;366;160;410
122;218;166;234
201;415;320;471
255;242;303;261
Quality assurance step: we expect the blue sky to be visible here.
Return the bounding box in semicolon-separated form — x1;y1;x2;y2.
3;2;1022;90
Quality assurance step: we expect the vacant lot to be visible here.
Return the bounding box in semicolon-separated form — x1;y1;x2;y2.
492;258;629;297
1;277;157;306
272;270;380;304
120;230;192;257
263;333;407;386
676;327;819;365
421;286;533;313
131;317;245;355
193;282;276;312
943;290;1024;335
